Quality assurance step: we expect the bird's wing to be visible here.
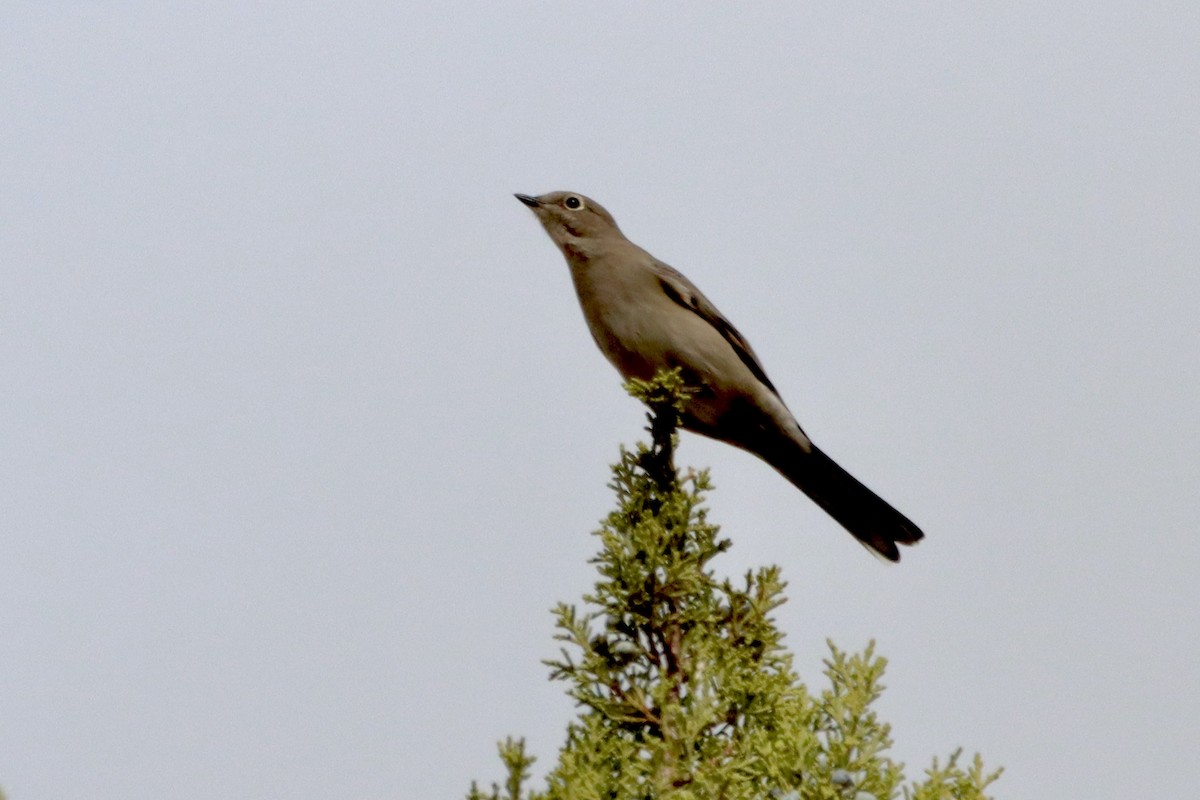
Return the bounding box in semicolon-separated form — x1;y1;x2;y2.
651;260;780;396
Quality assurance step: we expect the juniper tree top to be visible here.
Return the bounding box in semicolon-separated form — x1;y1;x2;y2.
468;373;997;800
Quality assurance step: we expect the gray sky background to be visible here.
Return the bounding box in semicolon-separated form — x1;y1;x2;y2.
3;3;1198;798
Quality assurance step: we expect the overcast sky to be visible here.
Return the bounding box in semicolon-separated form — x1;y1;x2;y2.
2;3;1198;799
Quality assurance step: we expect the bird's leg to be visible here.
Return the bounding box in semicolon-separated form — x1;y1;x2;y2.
640;396;681;495
626;368;690;493
648;409;676;490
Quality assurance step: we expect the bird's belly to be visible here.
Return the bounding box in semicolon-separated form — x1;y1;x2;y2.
588;307;763;431
587;302;691;382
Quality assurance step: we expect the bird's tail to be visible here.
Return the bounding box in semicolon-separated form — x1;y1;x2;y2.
759;437;925;562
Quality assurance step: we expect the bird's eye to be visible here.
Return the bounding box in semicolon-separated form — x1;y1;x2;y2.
564;196;583;210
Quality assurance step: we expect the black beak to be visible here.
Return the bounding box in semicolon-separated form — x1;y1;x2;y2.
514;193;541;208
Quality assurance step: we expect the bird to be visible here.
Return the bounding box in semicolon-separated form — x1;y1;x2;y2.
514;190;924;561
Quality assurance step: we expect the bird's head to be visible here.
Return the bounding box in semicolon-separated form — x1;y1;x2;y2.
514;191;624;255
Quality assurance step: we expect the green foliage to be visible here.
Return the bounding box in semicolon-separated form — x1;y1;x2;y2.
469;371;1000;799
467;738;536;800
904;750;1001;800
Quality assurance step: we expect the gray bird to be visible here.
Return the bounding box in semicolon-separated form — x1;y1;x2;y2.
515;191;924;561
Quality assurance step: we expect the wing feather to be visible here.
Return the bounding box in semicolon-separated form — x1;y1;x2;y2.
651;261;780;396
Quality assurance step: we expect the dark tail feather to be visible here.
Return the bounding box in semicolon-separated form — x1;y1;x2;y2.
761;440;924;562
